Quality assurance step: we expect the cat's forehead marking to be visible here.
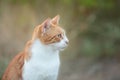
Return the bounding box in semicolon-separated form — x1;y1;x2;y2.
48;25;65;34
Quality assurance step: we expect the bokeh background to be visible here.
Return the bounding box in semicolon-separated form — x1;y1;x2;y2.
0;0;120;80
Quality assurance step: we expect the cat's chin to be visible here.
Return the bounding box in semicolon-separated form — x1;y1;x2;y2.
58;46;67;51
59;48;65;51
49;44;67;51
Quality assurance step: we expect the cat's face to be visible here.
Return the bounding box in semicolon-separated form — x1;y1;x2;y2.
33;15;69;51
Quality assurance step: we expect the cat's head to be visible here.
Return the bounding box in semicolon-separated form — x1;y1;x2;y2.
33;15;69;51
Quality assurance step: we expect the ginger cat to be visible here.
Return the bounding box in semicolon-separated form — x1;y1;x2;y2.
2;15;69;80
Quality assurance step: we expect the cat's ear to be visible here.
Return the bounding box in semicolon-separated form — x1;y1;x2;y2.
51;15;60;25
41;18;51;33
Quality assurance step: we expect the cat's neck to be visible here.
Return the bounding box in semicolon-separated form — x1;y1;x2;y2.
30;39;59;61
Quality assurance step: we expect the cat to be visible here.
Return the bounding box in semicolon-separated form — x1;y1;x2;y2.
2;15;69;80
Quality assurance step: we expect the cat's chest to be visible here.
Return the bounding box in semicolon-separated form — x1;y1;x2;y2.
22;52;60;80
24;53;60;71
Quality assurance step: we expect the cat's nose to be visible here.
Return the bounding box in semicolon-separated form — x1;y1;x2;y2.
64;36;69;45
65;40;69;45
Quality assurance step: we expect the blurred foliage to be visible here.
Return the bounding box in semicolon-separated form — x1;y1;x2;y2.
2;0;115;9
61;0;114;9
80;20;120;57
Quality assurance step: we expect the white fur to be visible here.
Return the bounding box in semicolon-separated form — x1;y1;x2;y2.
22;34;68;80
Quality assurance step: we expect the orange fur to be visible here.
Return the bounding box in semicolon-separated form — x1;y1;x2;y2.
2;15;65;80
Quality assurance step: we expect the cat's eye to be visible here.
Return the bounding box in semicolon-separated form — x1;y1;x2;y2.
57;34;62;38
